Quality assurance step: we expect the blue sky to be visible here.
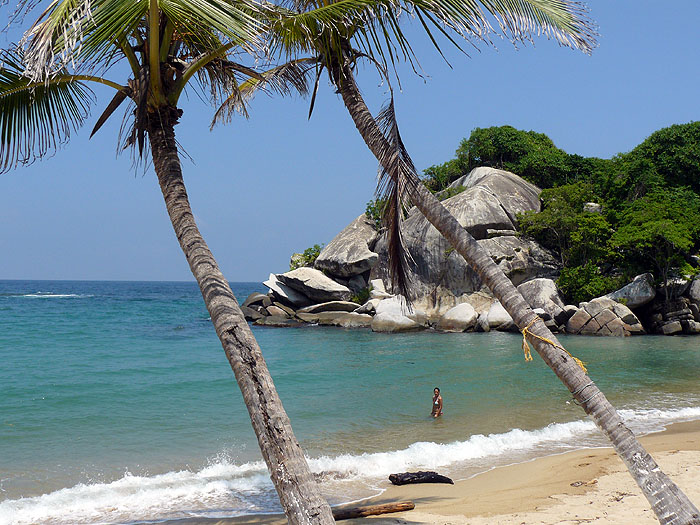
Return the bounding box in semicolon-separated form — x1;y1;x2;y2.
1;2;699;282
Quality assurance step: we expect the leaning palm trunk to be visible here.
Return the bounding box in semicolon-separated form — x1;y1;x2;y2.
147;107;335;525
336;69;700;525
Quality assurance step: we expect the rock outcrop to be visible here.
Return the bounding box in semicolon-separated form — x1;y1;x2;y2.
689;276;700;306
436;303;478;332
371;297;422;333
645;297;700;335
277;267;353;302
256;164;700;337
262;274;312;307
298;301;360;314
605;273;656;309
517;278;569;325
372;168;558;310
565;297;644;336
314;214;378;278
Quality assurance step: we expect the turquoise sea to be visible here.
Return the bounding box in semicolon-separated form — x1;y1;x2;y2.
1;280;700;524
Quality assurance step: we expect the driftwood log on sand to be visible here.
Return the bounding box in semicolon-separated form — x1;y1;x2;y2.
389;471;454;485
332;501;415;520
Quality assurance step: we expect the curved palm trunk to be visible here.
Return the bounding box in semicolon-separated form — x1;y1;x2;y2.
146;107;334;525
336;70;700;525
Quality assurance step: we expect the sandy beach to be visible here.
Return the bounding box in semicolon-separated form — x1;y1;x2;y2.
199;420;700;525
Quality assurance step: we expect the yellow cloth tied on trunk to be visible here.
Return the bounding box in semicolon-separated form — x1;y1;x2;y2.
521;316;587;373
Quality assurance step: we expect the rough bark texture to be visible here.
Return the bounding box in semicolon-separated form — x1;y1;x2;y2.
332;501;415;520
147;107;334;525
336;69;700;525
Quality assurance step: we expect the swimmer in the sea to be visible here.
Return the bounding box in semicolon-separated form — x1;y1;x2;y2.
431;387;443;418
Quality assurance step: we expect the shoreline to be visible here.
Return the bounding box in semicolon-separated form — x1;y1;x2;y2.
175;420;700;525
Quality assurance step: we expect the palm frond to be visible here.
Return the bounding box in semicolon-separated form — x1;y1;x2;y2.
0;47;94;173
307;63;322;119
478;0;597;53
90;87;129;137
20;0;267;81
211;58;314;126
375;98;417;300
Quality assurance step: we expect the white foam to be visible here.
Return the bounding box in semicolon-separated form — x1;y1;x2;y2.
21;292;90;298
3;406;698;525
0;462;273;525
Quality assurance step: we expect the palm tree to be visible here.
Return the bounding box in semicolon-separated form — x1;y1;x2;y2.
0;1;339;522
268;2;700;523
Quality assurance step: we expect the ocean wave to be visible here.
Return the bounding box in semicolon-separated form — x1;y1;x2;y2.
2;405;698;525
13;292;93;299
0;462;274;525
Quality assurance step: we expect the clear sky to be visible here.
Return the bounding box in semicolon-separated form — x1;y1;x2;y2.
1;2;699;282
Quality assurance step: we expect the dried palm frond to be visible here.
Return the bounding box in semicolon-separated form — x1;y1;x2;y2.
374;98;418;300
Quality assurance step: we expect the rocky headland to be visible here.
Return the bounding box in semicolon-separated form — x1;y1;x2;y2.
245;167;700;336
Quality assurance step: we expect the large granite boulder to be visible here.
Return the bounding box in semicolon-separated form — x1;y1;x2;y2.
263;273;312;307
242;292;272;309
448;166;541;220
605;273;656;309
517;278;568;325
371;297;422;333
314;214;379;277
565;297;644;336
487;301;516;331
277;267;352;302
436;302;478;332
371;168;558;314
689;276;700;306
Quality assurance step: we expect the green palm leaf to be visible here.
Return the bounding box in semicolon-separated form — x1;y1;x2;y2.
270;0;596;70
20;0;266;81
0;48;95;173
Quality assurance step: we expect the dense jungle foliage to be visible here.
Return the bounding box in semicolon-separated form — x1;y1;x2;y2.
420;122;700;304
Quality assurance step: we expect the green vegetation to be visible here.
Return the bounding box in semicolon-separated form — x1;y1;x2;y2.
290;244;324;270
610;188;700;302
351;286;371;305
422;125;610;190
365;198;386;229
438;185;467;201
425;123;700;304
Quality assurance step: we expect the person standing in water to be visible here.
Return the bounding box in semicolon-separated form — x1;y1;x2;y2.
431;387;443;418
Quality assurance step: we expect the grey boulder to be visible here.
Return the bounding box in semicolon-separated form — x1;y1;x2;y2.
605;273;656;309
371;297;422;333
690;276;700;306
517;278;567;324
437;303;478;332
263;273;312;307
314;214;379;277
371;168;553;305
277;267;352;302
566;297;643;336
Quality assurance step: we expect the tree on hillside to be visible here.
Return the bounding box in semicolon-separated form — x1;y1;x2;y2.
0;0;370;521
604;122;700;205
422;125;613;191
518;183;607;266
269;1;700;522
612;187;700;305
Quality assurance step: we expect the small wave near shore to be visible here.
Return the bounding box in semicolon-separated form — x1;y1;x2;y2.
3;406;699;525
